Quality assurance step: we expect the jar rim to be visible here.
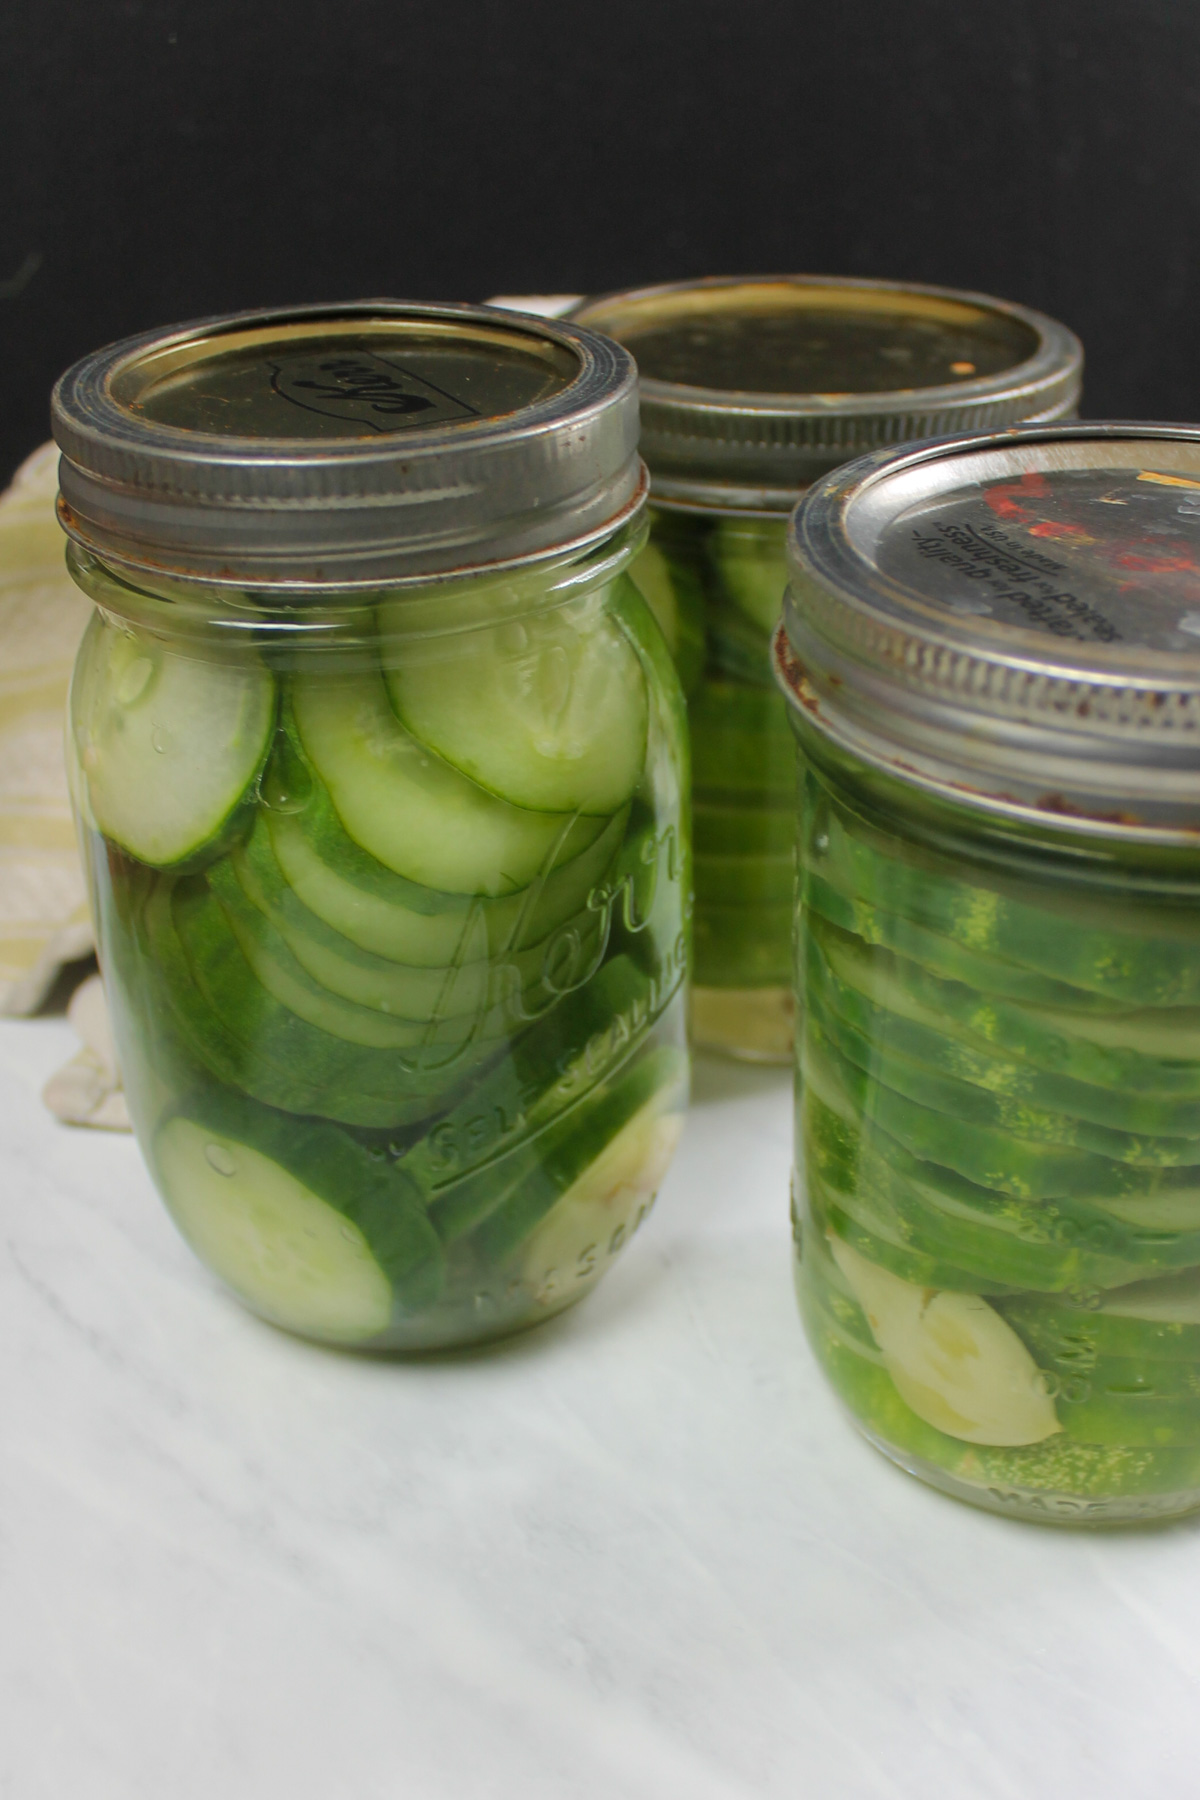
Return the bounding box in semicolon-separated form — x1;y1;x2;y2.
777;421;1200;844
52;300;643;588
571;276;1082;511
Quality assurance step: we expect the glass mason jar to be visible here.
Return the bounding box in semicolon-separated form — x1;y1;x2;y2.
573;278;1082;1062
778;422;1200;1524
54;302;690;1351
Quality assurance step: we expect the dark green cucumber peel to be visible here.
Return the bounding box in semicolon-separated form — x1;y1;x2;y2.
804;1023;1200;1202
801;1287;1200;1500
808;914;1200;1104
809;985;1200;1168
169;877;486;1124
694;902;794;988
820;799;1200;1007
803;1086;1175;1292
805;871;1120;1013
230;817;604;1027
694;801;797;858
690;678;796;802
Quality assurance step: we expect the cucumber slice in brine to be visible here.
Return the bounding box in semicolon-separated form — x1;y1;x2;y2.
71;614;275;867
157;1115;393;1342
711;516;789;635
292;666;583;896
382;592;648;815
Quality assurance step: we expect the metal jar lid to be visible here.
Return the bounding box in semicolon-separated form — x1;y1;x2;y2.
774;422;1200;843
571;276;1082;513
51;301;644;588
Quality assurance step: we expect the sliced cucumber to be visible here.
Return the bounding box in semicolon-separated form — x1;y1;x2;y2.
1002;1276;1200;1367
208;859;498;1048
72;612;275;868
269;787;623;966
171;878;490;1121
806;1022;1200;1202
810;915;1200;1102
804;1088;1167;1291
516;1067;687;1297
807;1168;1023;1294
159;1114;392;1339
144;877;407;1124
233;823;605;1024
823;801;1200;1007
694;900;794;987
630;539;706;696
156;1098;442;1341
806;871;1124;1013
466;1043;687;1267
690;678;796;801
812;986;1200;1167
694;800;796;858
711;515;790;636
694;850;794;907
291;666;584;895
404;953;668;1213
382;589;648;815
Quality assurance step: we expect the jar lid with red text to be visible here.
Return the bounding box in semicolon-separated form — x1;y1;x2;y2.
776;422;1200;841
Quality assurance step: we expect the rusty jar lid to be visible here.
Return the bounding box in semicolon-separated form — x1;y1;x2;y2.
51;300;644;588
776;422;1200;842
572;276;1081;512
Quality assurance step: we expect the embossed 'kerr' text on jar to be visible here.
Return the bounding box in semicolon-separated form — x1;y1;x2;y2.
55;302;690;1350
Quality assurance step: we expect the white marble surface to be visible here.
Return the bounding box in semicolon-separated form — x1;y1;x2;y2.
5;1014;1200;1799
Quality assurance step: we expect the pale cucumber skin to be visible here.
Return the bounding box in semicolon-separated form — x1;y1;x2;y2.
793;746;1200;1514
382;590;649;817
649;510;796;1000
71;610;277;869
78;540;690;1350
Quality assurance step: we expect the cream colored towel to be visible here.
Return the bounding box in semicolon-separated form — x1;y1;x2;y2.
0;442;94;1015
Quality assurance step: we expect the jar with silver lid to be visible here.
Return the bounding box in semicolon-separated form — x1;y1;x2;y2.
573;277;1082;1063
778;422;1200;1523
55;302;689;1350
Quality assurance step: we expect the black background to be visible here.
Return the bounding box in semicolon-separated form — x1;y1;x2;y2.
1;0;1195;479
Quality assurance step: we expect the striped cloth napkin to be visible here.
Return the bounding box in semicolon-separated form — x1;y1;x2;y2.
0;444;94;1014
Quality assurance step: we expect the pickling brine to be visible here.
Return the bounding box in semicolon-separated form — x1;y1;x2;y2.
574;276;1082;1064
635;508;795;1057
55;301;690;1350
780;420;1200;1523
796;756;1200;1518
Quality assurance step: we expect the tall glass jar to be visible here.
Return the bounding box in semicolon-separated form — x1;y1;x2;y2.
778;422;1200;1524
54;302;689;1351
573;278;1082;1061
